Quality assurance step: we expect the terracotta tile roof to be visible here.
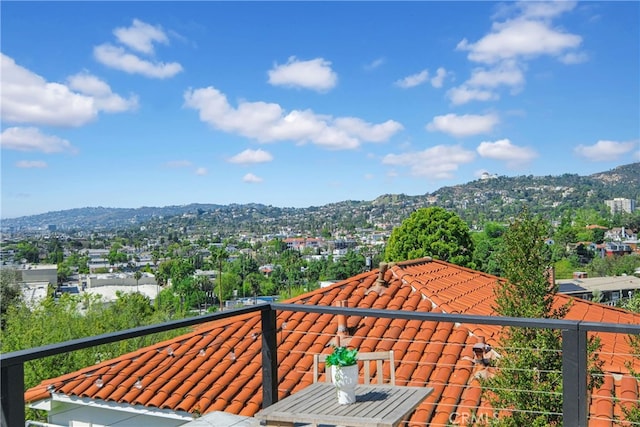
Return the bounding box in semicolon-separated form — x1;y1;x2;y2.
26;258;640;425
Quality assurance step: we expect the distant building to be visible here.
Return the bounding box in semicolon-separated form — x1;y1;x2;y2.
480;171;498;180
82;272;156;289
18;263;58;285
603;242;633;257
558;275;640;305
605;198;636;214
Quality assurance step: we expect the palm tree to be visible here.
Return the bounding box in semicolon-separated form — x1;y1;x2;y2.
134;271;142;293
210;246;228;310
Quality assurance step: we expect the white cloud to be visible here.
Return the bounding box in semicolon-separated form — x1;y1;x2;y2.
228;149;274;165
243;173;263;183
2;54;94;126
165;160;192;168
183;86;402;150
451;2;584;105
0;127;77;153
456;18;582;64
447;61;524;105
67;72;138;112
365;57;385;70
517;1;578;19
394;70;429;88
94;44;183;79
447;86;498;105
466;61;525;88
113;19;169;55
16;160;47;169
574;140;639;162
427;113;499;137
268;57;337;92
477;138;538;167
195;167;208;176
395;68;448;89
333;117;403;143
1;54;137;127
382;145;475;179
94;19;182;79
430;67;448;88
559;51;589;64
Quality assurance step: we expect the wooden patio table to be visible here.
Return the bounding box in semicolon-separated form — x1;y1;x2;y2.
255;382;433;427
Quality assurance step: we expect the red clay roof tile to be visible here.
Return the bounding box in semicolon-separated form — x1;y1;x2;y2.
25;258;640;425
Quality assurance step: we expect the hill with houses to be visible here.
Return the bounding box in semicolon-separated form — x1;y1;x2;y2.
2;162;638;234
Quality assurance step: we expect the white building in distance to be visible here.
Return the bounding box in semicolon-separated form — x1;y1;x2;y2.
605;198;636;214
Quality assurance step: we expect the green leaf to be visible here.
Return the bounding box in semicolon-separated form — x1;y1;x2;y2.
325;346;358;367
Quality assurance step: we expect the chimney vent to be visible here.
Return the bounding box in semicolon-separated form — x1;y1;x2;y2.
376;262;389;286
334;300;350;347
366;262;395;296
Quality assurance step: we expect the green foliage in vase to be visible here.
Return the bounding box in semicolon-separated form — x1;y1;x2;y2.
325;346;358;367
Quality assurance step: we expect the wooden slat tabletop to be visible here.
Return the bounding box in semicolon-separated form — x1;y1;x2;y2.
255;383;432;427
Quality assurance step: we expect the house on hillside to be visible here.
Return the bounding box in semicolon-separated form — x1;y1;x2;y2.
605;227;637;242
25;258;640;426
603;242;633;258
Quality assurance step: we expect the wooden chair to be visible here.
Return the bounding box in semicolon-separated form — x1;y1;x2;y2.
313;350;396;385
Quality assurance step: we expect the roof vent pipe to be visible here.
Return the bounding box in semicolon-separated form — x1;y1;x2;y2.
377;262;389;287
335;300;349;347
336;300;348;334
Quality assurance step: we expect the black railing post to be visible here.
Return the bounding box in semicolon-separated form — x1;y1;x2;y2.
261;305;278;408
562;326;588;427
1;362;25;427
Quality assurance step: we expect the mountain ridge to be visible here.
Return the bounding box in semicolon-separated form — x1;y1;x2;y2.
2;163;638;232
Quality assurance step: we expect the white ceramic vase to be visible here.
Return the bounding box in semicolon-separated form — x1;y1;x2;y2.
331;364;358;404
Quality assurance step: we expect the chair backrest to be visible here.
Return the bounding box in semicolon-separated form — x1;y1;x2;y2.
313;350;395;385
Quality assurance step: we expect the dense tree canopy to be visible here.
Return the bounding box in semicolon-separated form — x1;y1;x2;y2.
1;292;181;399
0;268;22;328
471;222;505;275
384;207;474;267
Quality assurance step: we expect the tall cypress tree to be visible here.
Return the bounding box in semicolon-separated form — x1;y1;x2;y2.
483;210;574;426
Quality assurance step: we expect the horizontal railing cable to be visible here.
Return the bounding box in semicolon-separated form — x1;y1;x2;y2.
3;302;639;427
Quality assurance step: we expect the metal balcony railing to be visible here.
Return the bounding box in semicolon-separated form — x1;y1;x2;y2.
1;302;639;427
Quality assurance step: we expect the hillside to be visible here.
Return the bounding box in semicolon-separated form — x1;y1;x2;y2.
2;163;638;233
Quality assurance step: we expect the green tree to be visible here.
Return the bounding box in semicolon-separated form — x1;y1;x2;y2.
472;222;505;275
483;210;602;426
134;271;143;293
210;246;229;308
172;277;204;311
16;241;39;263
553;257;579;280
45;238;64;264
107;247;128;267
620;293;640;423
0;268;22;328
1;292;181;420
384;206;475;267
245;272;265;300
587;255;640;277
325;250;367;280
56;264;72;285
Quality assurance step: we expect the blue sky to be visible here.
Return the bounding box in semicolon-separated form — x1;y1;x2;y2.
1;1;639;219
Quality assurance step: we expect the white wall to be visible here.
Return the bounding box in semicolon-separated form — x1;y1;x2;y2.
49;401;189;427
